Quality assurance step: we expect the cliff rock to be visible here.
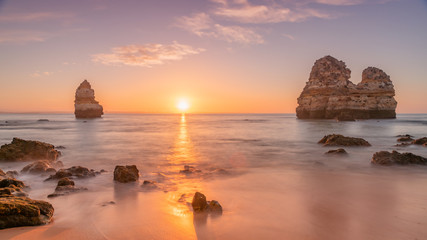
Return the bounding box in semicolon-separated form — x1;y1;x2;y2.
74;80;103;118
296;56;397;120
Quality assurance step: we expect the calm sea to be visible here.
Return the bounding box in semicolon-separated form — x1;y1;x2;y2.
1;113;427;239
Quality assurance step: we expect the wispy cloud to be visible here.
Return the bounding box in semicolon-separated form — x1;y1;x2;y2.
0;11;73;22
0;30;49;44
212;0;332;23
313;0;365;6
30;71;53;78
92;41;205;67
176;13;264;44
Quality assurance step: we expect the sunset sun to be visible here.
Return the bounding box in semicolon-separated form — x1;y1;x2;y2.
177;99;189;112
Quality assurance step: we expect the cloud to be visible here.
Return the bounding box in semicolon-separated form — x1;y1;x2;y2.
0;30;48;44
313;0;366;5
0;11;73;22
30;71;53;77
282;34;295;40
92;41;205;67
212;0;332;23
176;13;264;44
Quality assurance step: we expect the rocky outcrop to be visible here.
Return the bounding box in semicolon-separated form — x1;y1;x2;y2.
74;80;103;118
372;151;427;165
47;177;87;198
296;56;397;120
192;192;222;214
0;138;61;162
412;137;427;145
113;165;139;183
325;148;347;154
45;166;97;181
0;173;54;229
318;134;371;146
21;160;63;174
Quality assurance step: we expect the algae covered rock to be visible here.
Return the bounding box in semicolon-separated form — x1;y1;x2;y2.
0;138;61;162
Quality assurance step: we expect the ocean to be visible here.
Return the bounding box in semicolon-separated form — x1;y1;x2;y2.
1;113;427;239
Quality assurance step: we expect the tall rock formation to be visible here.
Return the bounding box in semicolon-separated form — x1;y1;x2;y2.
74;80;103;118
296;56;397;120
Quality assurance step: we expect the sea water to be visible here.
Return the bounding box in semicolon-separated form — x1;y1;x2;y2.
0;113;426;239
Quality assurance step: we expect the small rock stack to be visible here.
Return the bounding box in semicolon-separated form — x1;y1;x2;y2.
74;80;103;118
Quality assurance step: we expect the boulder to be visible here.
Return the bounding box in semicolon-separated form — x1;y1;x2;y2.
371;151;427;165
325;148;347;154
113;165;139;183
47;177;87;198
0;138;61;162
397;136;414;142
296;56;397;119
191;192;223;214
0;195;54;229
45;166;96;181
412;137;427;145
74;80;103;118
21;160;62;174
318;134;371;146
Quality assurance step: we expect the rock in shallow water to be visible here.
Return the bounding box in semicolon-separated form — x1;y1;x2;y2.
114;165;139;183
325;148;347;154
74;80;103;118
45;166;96;181
412;137;427;145
0;138;61;162
318;134;371;146
191;192;222;214
296;56;397;119
21;160;63;174
48;177;87;198
371;151;427;165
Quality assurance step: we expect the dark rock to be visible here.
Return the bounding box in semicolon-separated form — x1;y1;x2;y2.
192;192;208;212
318;134;371;146
371;151;427;165
0;138;61;162
21;160;61;174
207;200;223;213
56;177;74;188
0;195;54;229
180;165;201;174
48;177;86;198
412;137;427;145
5;171;18;178
325;148;347;154
141;180;158;190
45;166;96;181
397;136;414;142
55;146;66;149
191;192;223;214
396;134;414;138
37;119;49;122
0;178;25;189
113;165;139;183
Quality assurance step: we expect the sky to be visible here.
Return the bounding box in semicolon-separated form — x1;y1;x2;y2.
0;0;426;114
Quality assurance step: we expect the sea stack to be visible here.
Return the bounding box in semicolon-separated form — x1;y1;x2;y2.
74;80;103;118
296;56;397;120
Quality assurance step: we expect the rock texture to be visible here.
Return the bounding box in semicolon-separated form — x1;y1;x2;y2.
47;177;87;198
191;192;222;214
325;148;347;154
113;165;139;183
74;80;103;118
0;138;61;162
371;151;427;165
0;172;54;229
45;166;97;181
318;134;371;146
296;56;397;120
21;160;63;174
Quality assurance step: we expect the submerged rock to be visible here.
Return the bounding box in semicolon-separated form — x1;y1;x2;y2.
45;166;96;181
0;138;61;162
114;165;139;183
180;165;202;175
296;56;397;119
74;80;103;118
21;160;62;174
141;180;158;190
371;151;427;165
318;134;371;146
412;137;427;145
191;192;222;214
397;136;414;142
47;177;87;198
325;148;347;154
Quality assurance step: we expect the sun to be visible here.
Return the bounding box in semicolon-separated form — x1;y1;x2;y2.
177;99;189;112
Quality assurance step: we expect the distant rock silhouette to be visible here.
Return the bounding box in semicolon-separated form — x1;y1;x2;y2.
296;56;397;120
74;80;103;118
